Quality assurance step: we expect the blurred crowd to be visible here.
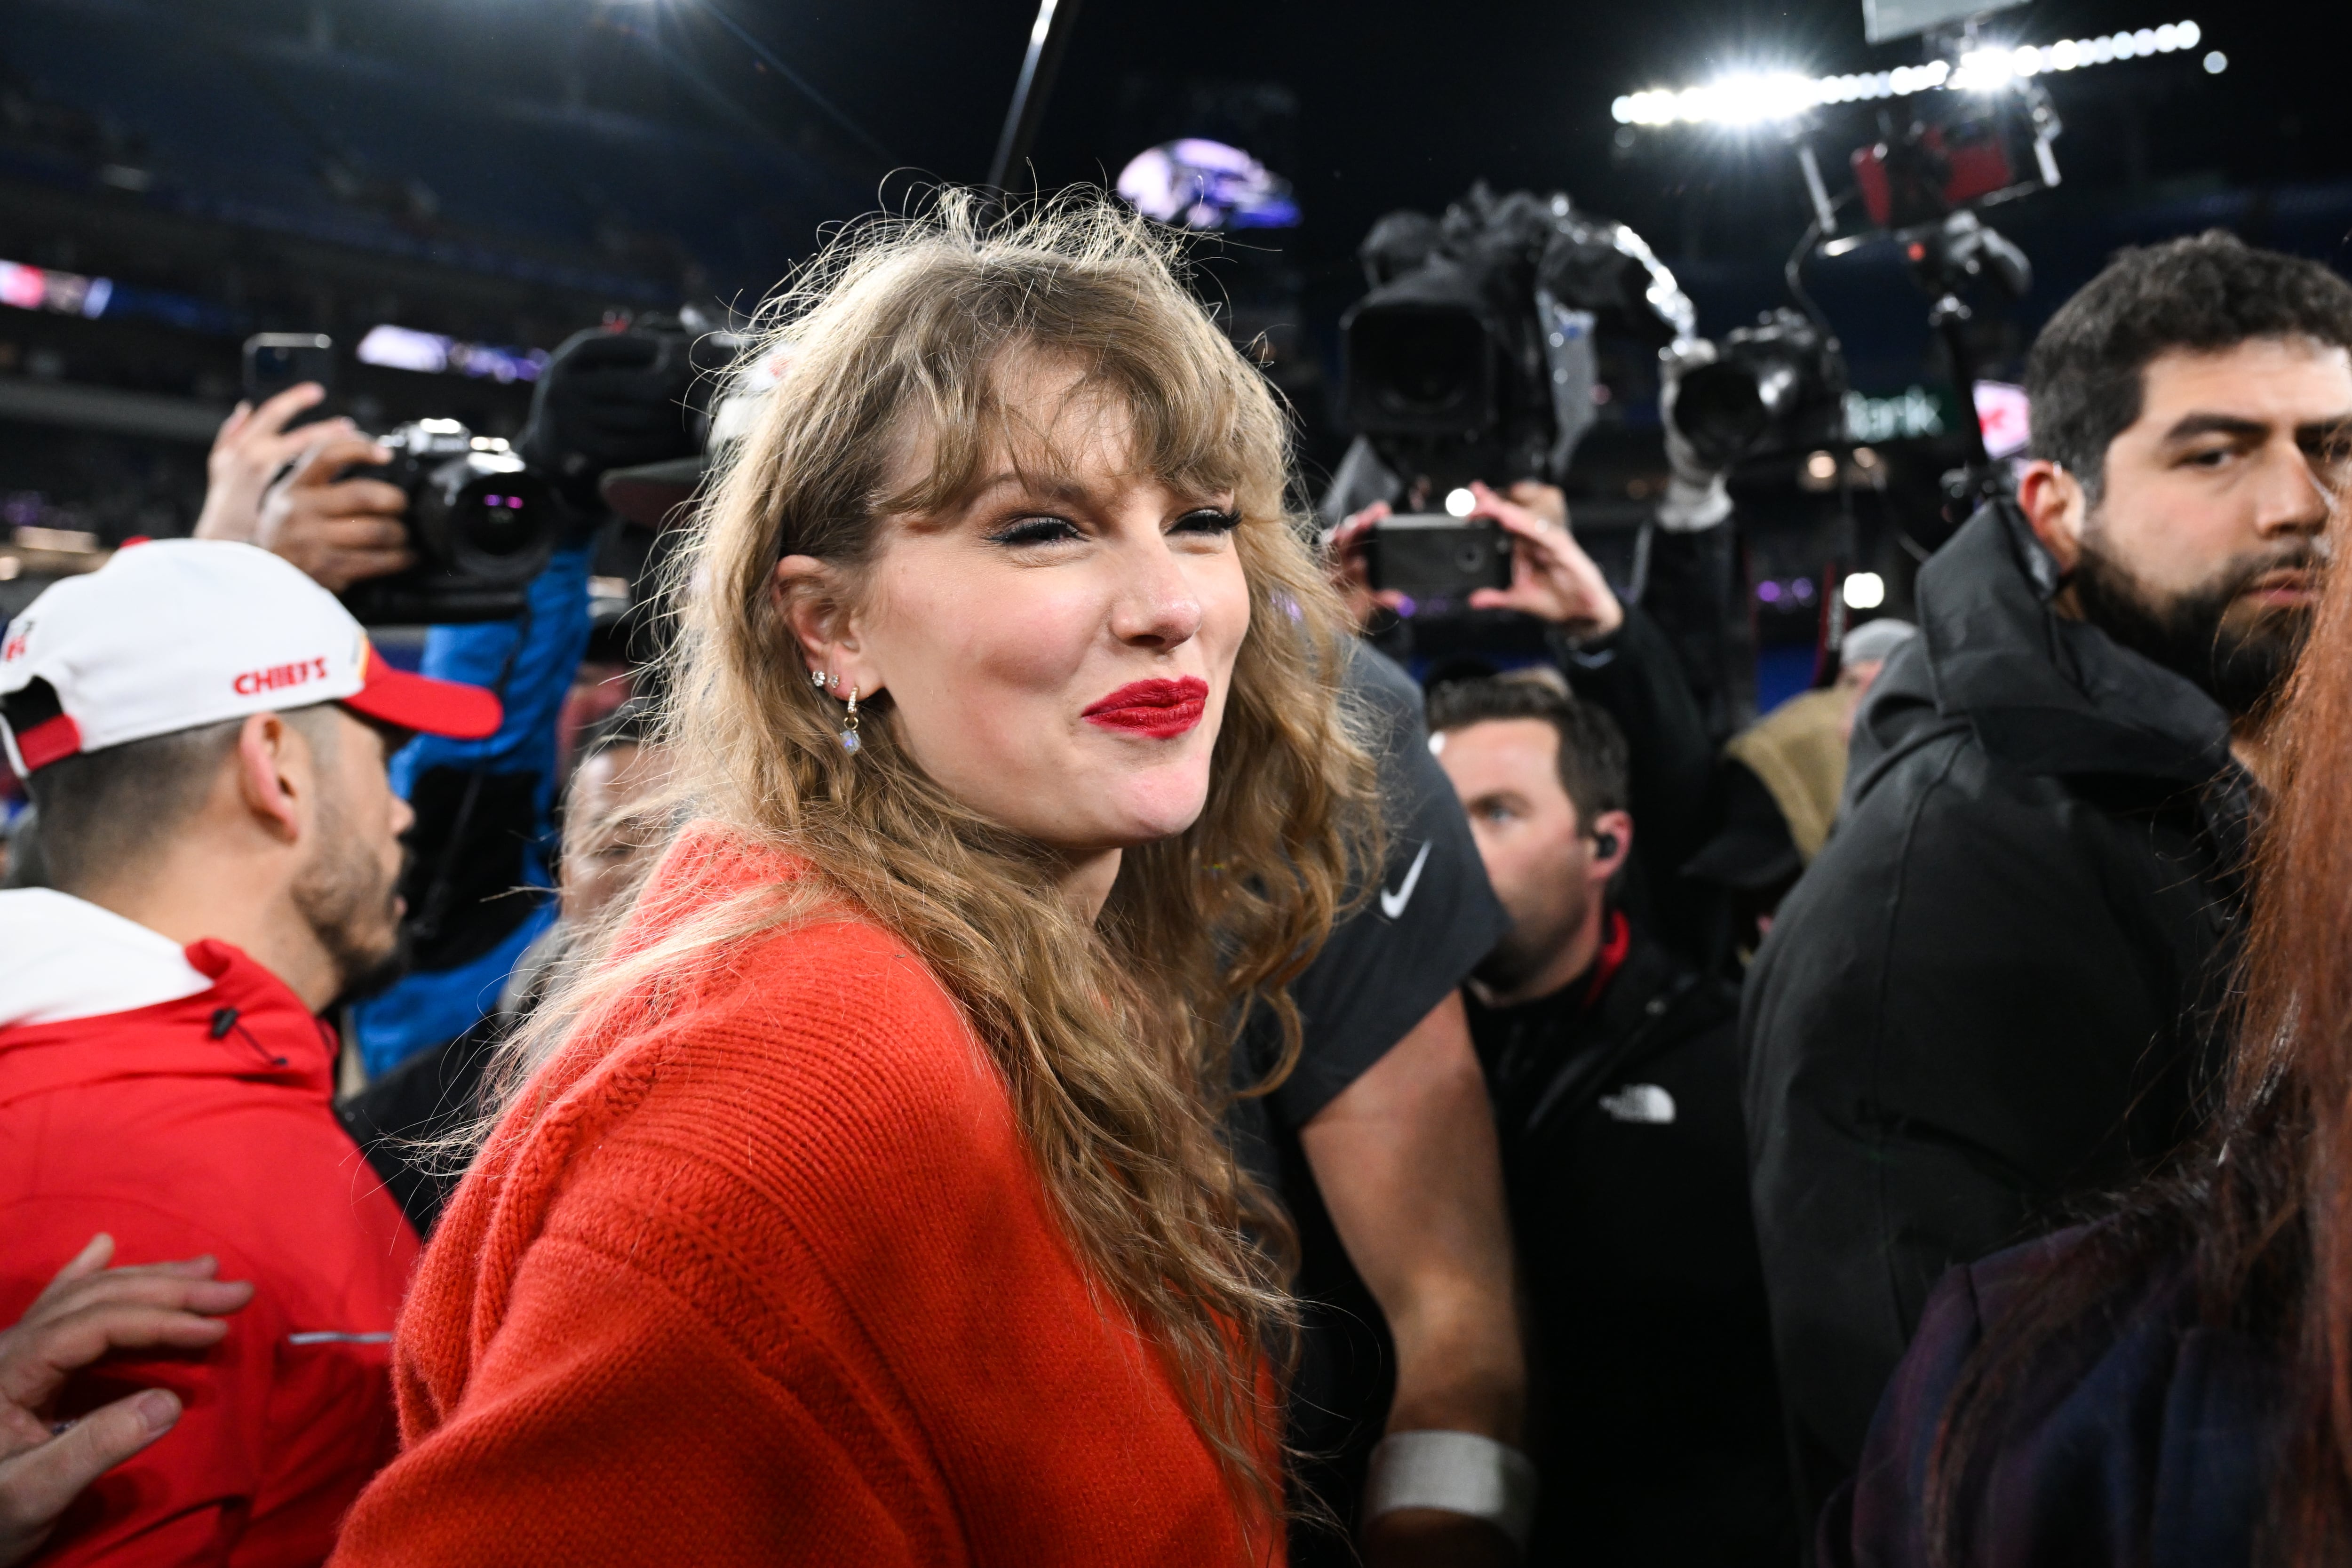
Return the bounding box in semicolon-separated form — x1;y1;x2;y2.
1;203;2350;1568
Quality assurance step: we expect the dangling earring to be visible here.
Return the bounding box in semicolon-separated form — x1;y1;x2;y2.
839;686;861;754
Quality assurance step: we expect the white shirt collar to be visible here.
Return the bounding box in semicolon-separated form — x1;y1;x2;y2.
0;888;214;1027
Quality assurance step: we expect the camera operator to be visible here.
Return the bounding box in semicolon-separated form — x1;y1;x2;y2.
192;382;414;591
1426;669;1790;1567
1743;231;2352;1533
184;324;696;1079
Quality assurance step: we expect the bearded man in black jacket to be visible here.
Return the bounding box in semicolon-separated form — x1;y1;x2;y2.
1743;230;2352;1537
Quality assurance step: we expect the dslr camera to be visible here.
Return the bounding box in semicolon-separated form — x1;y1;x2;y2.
338;420;557;625
1670;309;1847;471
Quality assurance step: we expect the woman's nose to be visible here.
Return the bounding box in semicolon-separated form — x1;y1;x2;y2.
1109;538;1205;649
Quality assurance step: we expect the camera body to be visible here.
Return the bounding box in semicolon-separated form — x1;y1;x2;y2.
338;419;559;626
1670;309;1846;470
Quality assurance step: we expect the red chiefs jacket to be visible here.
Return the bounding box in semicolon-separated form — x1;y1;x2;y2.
0;889;420;1566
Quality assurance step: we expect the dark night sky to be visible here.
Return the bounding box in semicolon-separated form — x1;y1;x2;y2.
263;0;2351;276
205;0;2352;386
754;0;2345;256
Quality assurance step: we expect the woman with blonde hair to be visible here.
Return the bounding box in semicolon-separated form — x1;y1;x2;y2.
327;192;1376;1566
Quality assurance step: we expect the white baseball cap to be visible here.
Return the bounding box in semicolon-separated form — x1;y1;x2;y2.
0;539;501;776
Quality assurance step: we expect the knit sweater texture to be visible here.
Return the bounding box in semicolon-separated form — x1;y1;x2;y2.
328;827;1274;1566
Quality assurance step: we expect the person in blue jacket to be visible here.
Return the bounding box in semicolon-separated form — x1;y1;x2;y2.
354;325;695;1075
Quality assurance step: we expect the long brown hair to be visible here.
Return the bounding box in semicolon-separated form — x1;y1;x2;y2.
1928;498;2350;1564
482;190;1380;1529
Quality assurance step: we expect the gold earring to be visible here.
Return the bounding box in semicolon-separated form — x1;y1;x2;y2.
840;686;861;755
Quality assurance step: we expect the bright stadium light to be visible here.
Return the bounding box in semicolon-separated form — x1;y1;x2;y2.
1612;19;2205;127
1842;572;1887;611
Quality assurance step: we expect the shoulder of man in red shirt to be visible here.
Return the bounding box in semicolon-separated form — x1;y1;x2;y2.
0;897;419;1568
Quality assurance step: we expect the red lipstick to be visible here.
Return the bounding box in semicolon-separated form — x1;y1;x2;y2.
1082;676;1209;739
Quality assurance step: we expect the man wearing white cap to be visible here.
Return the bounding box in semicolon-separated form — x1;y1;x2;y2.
0;540;499;1565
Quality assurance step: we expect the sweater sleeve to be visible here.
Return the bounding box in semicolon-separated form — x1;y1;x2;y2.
333;897;1251;1568
327;1227;925;1567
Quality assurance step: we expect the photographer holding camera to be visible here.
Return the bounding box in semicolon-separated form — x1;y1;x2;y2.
191;324;698;1076
194;384;413;591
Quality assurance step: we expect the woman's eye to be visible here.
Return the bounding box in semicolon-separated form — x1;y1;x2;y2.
990;516;1084;547
1173;507;1242;537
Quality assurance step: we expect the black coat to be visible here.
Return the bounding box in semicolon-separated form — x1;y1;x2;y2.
1471;928;1795;1567
1740;501;2251;1528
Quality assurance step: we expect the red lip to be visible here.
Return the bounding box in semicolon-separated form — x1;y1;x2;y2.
1082;676;1210;739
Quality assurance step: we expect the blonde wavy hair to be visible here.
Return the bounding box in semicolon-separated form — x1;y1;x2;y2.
488;191;1380;1524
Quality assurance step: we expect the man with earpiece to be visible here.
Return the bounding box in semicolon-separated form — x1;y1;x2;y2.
1426;666;1791;1568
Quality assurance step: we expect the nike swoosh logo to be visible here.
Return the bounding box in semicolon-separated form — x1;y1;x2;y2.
1380;841;1433;920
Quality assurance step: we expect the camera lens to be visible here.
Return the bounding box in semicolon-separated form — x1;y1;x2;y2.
1673;360;1772;469
1346;305;1497;433
455;485;537;558
413;454;556;587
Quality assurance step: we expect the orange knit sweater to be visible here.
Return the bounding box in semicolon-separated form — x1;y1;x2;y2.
328;829;1276;1567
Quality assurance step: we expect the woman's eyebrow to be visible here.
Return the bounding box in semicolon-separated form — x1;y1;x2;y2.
962;470;1096;507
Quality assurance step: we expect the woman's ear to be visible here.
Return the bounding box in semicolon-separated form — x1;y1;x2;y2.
771;555;883;697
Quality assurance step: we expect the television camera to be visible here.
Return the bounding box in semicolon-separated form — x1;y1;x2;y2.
1340;185;1697;501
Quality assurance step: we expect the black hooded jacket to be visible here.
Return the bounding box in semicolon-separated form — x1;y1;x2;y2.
1740;500;2253;1531
1472;921;1794;1566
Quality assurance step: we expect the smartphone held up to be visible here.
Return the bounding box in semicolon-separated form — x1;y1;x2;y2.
1366;514;1514;613
241;333;336;428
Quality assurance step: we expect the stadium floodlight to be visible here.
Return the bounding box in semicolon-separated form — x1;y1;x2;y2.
1612;19;2203;127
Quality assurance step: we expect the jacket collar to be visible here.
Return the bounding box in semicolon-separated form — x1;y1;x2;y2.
0;934;340;1109
1881;499;2237;787
0;889;213;1027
